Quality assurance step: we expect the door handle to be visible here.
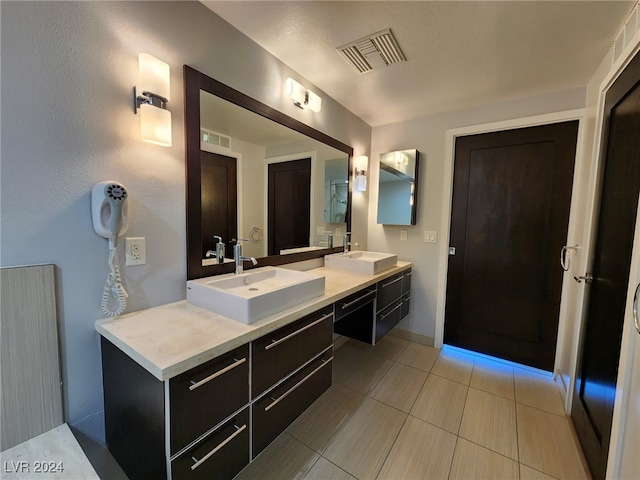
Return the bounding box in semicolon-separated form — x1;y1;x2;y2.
560;245;581;271
633;282;640;334
574;274;593;284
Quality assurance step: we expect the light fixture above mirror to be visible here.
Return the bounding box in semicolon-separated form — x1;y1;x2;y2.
285;78;322;113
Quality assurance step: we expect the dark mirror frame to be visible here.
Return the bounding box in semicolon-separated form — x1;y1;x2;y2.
184;65;353;280
377;149;420;226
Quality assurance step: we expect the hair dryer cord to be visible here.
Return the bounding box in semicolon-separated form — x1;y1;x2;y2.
101;248;128;317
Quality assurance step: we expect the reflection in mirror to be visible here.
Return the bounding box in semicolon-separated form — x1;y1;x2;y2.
324;158;349;224
377;149;420;225
200;91;349;260
185;66;354;280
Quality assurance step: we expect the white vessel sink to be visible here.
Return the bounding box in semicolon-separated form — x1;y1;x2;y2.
186;266;325;324
324;251;398;275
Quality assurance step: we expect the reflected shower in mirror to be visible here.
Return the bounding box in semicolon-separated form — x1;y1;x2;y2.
377;149;420;225
324;158;349;224
185;66;353;280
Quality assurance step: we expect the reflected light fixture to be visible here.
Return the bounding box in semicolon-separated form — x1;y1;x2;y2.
134;53;172;147
355;155;368;192
285;78;322;113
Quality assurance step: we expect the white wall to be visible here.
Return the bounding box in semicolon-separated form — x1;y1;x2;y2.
0;1;371;443
368;87;587;342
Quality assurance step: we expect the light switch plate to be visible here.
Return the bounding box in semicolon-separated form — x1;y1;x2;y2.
400;230;408;241
424;231;437;243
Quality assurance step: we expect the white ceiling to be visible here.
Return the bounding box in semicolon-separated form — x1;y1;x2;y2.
202;1;633;127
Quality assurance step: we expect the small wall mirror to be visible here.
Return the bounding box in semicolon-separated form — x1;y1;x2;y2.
377;149;420;225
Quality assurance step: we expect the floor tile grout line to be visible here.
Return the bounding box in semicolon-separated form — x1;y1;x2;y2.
372;410;410;480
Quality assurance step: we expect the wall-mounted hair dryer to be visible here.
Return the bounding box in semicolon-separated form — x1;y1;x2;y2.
92;181;129;317
92;181;129;248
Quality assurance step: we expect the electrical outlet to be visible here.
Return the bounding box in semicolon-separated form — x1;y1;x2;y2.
125;237;146;266
424;231;437;243
400;230;408;241
335;227;342;237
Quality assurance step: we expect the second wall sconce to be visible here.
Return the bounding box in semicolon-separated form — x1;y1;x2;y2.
355;155;368;192
285;78;322;113
134;53;172;147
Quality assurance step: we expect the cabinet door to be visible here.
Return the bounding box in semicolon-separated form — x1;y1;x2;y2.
377;273;403;312
169;344;249;455
376;298;403;343
252;349;332;457
334;286;377;322
171;408;249;480
252;307;333;398
401;292;411;320
401;268;412;295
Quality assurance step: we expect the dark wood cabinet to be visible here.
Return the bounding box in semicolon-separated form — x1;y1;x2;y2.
333;267;412;346
169;344;249;455
102;305;334;480
252;348;333;456
171;408;249;480
252;306;333;398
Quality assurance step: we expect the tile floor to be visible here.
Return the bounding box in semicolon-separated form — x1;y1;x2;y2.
236;336;591;480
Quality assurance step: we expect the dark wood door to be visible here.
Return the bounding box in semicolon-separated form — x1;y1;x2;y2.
445;122;578;370
572;52;640;480
201;151;237;259
268;158;311;255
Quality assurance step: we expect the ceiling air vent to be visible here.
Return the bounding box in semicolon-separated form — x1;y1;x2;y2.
337;29;407;74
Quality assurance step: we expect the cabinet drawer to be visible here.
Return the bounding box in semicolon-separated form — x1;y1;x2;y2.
401;268;412;295
171;408;249;480
169;344;249;455
334;286;376;322
401;292;411;319
375;298;403;343
252;349;332;457
252;306;333;398
377;273;403;312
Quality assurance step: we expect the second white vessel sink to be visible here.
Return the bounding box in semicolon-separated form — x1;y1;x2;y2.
324;251;398;275
186;266;325;324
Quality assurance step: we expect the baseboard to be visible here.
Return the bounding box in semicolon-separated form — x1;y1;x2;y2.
387;327;435;347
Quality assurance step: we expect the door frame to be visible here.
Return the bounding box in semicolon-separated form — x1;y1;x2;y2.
264;151;317;253
435;109;588;370
587;39;640;480
201;142;243;252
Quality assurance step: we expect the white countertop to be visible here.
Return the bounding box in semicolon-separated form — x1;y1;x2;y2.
96;262;411;381
0;424;100;480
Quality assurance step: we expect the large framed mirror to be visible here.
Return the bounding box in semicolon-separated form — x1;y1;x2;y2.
185;66;353;280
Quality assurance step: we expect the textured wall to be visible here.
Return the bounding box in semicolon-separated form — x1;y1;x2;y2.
1;1;371;443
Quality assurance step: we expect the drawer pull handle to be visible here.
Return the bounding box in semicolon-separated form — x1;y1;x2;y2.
380;303;402;321
189;357;246;391
264;357;333;412
381;276;403;288
405;271;412;277
265;313;333;350
190;423;247;470
341;291;375;310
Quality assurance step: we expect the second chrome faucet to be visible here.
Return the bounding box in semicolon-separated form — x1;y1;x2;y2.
234;239;258;274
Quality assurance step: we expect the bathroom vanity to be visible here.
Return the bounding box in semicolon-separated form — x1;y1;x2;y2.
96;261;411;480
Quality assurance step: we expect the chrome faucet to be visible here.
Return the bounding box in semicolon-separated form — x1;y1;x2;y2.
234;239;257;274
343;232;359;253
205;235;225;264
318;231;333;248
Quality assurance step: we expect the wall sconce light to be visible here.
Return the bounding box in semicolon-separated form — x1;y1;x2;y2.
355;155;368;192
134;53;172;147
285;78;322;113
